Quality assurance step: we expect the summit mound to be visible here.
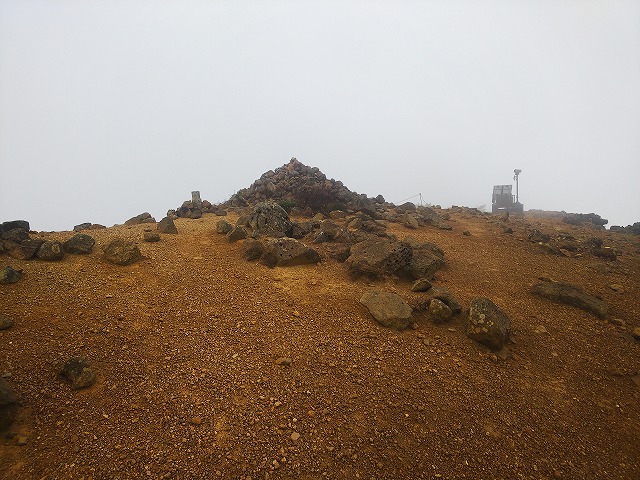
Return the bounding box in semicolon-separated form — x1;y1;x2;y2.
225;157;381;214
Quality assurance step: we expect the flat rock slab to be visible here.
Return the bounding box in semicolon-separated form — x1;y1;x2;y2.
360;289;413;330
531;279;608;318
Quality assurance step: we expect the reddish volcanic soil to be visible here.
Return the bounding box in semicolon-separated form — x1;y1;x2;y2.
1;209;639;479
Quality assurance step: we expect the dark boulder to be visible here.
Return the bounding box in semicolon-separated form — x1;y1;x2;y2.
60;356;96;390
124;212;155;225
227;226;248;242
103;239;142;265
406;246;445;279
428;298;453;323
36;241;65;261
216;220;233;234
243;239;265;261
0;266;22;284
359;290;413;329
249;201;293;238
0;378;19;430
3;238;44;260
63;234;95;254
0;315;14;330
260;238;321;267
531;279;608;318
143;232;160;242
1;228;30;243
467;297;511;351
346;238;412;278
190;209;202;219
0;221;29;234
528;230;550;243
157;216;178;234
73;223;92;232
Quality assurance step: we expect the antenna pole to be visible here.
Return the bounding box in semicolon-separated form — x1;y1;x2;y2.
513;169;522;204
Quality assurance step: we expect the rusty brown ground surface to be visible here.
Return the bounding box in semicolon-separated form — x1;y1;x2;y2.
1;210;639;480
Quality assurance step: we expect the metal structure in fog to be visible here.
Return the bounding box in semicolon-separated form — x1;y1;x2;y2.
491;169;523;214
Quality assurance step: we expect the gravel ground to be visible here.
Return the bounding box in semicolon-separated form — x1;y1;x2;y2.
1;210;639;480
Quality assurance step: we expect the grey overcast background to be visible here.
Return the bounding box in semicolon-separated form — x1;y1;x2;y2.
1;0;639;231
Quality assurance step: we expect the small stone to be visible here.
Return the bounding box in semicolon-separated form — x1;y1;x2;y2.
463;230;471;236
143;232;161;242
609;284;624;293
275;357;292;366
0;315;14;330
632;327;640;341
411;278;432;292
0;266;22;285
290;432;300;441
533;325;548;334
609;318;625;327
17;435;28;446
190;416;202;425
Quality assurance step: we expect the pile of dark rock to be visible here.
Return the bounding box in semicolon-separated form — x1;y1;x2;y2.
0;220;95;265
562;212;608;227
223;157;383;215
170;191;228;220
609;222;640;235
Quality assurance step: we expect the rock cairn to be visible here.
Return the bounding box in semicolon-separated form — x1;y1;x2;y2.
224;158;382;214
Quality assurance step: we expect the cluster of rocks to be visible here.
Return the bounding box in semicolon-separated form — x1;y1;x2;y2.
0;221;96;265
169;191;228;220
609;222;640;235
526;227;619;260
562;212;608;227
215;200;448;280
224;158;382;215
359;290;511;351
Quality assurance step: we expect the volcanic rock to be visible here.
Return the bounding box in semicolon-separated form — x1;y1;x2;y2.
359;290;413;329
124;212;155;225
0;220;29;234
103;239;142;265
0;315;14;330
429;298;453;323
63;234;95;254
216;220;233;234
3;238;44;260
346;238;412;278
467;297;511;351
0;266;22;284
227;226;248;242
249;201;293;238
260;238;321;267
60;356;96;390
0;378;19;430
531;279;608;318
226;157;378;214
157;217;178;234
36;241;65;261
143;232;161;242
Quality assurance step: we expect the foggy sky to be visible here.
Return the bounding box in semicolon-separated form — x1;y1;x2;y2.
1;0;639;231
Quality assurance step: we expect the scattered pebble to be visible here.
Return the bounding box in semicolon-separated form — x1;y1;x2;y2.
290;432;300;441
275;357;292;366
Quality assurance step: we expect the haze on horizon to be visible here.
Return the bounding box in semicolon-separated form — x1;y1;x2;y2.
1;0;639;232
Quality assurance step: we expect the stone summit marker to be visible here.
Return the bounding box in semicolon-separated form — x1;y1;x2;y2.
191;191;203;210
